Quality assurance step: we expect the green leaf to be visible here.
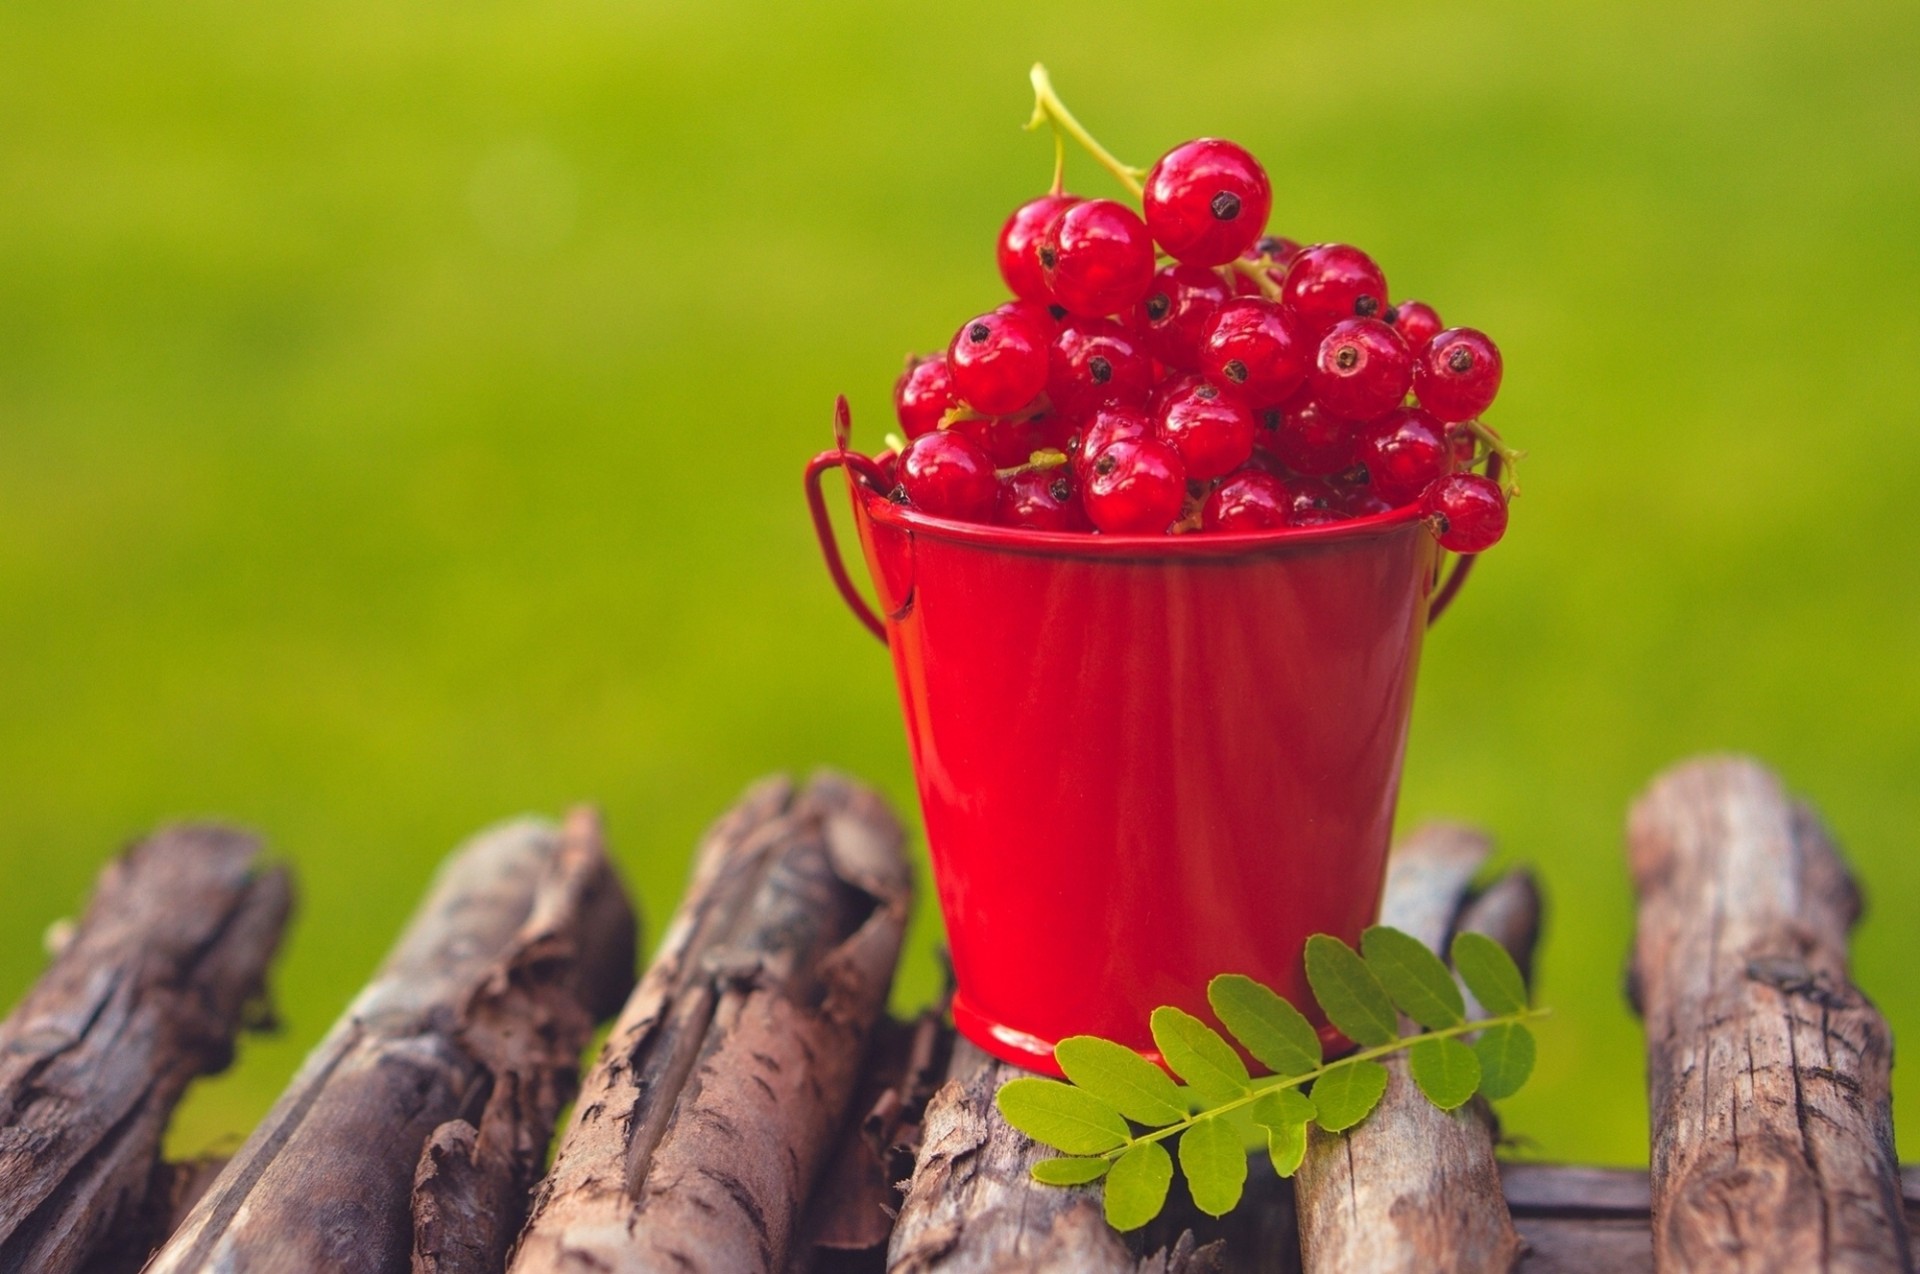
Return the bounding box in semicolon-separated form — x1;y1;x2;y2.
1472;1022;1537;1099
1451;931;1529;1015
1104;1141;1174;1231
1304;935;1399;1046
995;1078;1130;1155
1055;1036;1187;1127
1178;1116;1248;1217
1361;926;1465;1029
1267;1120;1309;1178
1309;1060;1390;1132
1149;1007;1249;1105
1030;1156;1111;1185
1408;1036;1481;1110
1208;974;1322;1075
1247;1087;1316;1129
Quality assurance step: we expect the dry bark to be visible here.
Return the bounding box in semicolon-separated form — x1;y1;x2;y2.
0;824;291;1274
1293;825;1534;1274
146;809;635;1274
509;772;913;1274
1627;756;1911;1273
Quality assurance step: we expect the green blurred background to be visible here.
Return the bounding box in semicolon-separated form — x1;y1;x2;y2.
2;0;1916;1167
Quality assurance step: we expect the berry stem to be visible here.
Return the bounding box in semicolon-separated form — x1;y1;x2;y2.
1228;256;1283;301
1464;420;1525;496
1050;128;1067;197
1027;63;1146;200
882;431;908;455
995;447;1069;480
938;395;1054;429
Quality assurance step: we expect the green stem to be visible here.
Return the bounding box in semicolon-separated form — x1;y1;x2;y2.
1465;420;1525;496
1027;63;1146;200
1112;1007;1551;1156
1229;256;1283;301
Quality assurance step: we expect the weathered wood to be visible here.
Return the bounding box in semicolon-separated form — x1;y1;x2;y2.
1294;826;1531;1274
1627;757;1910;1273
147;809;635;1274
509;773;913;1274
0;825;291;1274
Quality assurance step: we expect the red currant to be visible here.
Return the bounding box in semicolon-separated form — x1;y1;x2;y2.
997;467;1089;531
1340;483;1396;519
1072;404;1152;481
1283;475;1347;527
997;194;1081;303
1084;437;1187;534
1266;393;1356;476
1446;421;1477;466
1142;138;1272;267
1235;234;1303;295
894;355;954;438
947;309;1049;416
1198;298;1311;409
1047;317;1152;416
1310;318;1413;422
996;297;1063;336
1414;327;1503;423
1354;406;1451;505
948;415;1048;469
1132;264;1234;373
1281;243;1389;334
900;430;998;521
1421;473;1508;552
1155;378;1255;480
1385;300;1442;350
1201;469;1290;532
1040;199;1156;318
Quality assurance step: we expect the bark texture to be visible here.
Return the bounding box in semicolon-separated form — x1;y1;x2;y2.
509;772;912;1274
1627;756;1910;1273
0;824;291;1274
1293;825;1535;1274
146;810;635;1274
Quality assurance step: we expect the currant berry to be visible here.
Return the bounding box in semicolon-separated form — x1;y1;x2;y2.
1073;404;1152;481
1142;138;1272;267
1201;469;1290;532
1284;475;1347;526
947;309;1049;416
1267;393;1357;476
1340;484;1396;519
1385;300;1442;350
997;467;1089;531
948;415;1047;469
1414;327;1503;422
900;430;998;521
1310;318;1414;422
1040;198;1156;318
1281;243;1389;334
1155;378;1256;480
1234;234;1304;295
1047;317;1152;416
894;355;955;438
996;298;1063;336
1253;234;1303;268
1084;437;1187;534
997;194;1081;302
1445;421;1477;466
1132;263;1234;373
1421;473;1508;552
1353;406;1451;505
1198;298;1311;409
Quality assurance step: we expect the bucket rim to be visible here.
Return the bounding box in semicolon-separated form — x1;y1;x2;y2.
855;479;1428;558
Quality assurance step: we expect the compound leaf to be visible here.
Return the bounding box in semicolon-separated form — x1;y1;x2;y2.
1408;1036;1481;1110
1304;935;1398;1046
1208;974;1322;1075
1056;1035;1187;1126
1179;1116;1248;1218
1150;1006;1249;1106
1104;1141;1174;1231
996;1077;1129;1155
1451;931;1529;1016
1362;925;1466;1029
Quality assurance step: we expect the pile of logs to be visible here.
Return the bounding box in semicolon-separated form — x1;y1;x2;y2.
0;758;1910;1272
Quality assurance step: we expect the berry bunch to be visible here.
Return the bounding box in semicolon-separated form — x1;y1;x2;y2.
873;67;1518;554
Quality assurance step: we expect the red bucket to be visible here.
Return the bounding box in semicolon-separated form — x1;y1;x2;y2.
805;427;1474;1077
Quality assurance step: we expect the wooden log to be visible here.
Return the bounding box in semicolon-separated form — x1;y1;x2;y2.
509;772;913;1274
1627;757;1911;1273
1293;826;1533;1274
0;825;291;1274
147;809;635;1274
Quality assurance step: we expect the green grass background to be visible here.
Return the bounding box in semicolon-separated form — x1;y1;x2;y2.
2;0;1916;1167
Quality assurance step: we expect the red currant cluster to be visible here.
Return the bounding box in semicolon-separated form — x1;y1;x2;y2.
871;69;1516;554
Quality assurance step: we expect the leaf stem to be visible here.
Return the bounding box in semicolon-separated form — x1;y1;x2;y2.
1026;63;1146;200
1111;1007;1550;1156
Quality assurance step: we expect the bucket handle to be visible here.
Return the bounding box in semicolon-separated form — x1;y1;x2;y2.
806;447;889;643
